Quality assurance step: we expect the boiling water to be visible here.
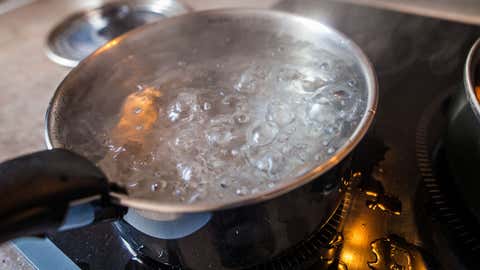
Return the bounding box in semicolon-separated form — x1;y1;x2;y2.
93;49;366;204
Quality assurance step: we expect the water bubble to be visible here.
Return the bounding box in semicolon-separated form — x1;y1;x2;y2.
333;90;348;98
257;66;271;80
235;113;250;124
222;94;246;107
236;186;248;196
319;62;329;70
324;125;341;138
167;92;197;122
267;101;295;126
120;147;153;172
176;163;193;182
174;188;183;196
109;145;126;159
277;67;304;82
301;77;327;92
234;70;257;93
248;121;279;146
205;153;229;172
189;182;199;189
192;104;201;112
277;133;289;143
306;94;336;125
280;144;291;154
220;181;229;189
205;122;234;146
254;159;268;171
327;147;335;154
127;181;139;188
290;143;311;162
267;182;275;188
327;87;357;114
172;128;197;153
177;61;186;67
187;188;207;203
285;125;296;134
188;193;201;203
210;115;234;125
203;102;212;111
151;180;167;191
248;148;286;178
231;149;239;156
347;79;357;87
168;105;181;122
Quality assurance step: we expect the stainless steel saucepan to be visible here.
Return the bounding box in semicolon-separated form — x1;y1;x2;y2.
0;9;377;268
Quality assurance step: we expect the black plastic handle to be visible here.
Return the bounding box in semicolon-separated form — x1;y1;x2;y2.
0;149;114;243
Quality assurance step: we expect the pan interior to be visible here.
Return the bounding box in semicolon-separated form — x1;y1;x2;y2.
47;10;374;208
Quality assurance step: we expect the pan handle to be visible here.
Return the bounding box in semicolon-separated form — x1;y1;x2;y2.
0;149;124;243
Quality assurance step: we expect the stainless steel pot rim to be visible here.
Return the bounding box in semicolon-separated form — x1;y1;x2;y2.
45;8;378;213
465;38;480;120
45;0;192;67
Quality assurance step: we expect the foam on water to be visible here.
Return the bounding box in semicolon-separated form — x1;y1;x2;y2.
93;48;366;204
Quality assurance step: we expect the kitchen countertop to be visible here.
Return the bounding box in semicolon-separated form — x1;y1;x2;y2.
0;0;277;269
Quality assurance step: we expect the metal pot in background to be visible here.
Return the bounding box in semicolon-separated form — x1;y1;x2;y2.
446;38;480;222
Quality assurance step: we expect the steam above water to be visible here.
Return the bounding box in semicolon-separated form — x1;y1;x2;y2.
95;50;366;204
